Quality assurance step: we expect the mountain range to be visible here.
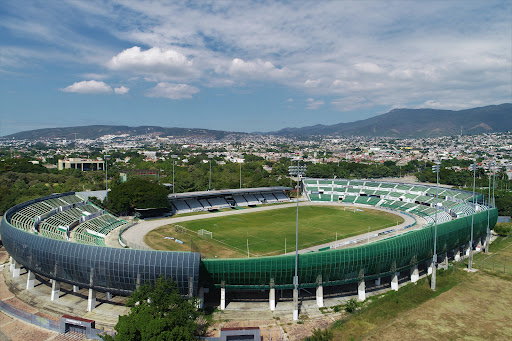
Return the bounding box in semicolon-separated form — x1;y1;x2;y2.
2;103;511;140
273;103;512;138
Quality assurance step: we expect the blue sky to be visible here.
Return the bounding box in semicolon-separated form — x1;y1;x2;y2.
1;0;511;136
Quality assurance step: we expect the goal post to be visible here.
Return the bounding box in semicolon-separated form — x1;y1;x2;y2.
198;229;213;238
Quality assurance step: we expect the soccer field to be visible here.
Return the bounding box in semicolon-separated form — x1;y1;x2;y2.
145;205;403;258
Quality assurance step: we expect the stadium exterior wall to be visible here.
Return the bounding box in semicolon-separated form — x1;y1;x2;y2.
201;208;497;290
0;194;200;296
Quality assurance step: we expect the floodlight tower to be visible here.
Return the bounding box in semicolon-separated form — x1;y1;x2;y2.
288;160;307;321
431;160;441;290
468;163;478;271
208;154;214;190
486;161;494;253
104;154;110;201
172;155;178;194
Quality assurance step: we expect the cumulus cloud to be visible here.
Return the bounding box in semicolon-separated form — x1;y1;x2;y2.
108;46;197;80
114;86;130;95
60;80;112;94
145;82;199;99
228;58;290;79
354;62;384;74
306;98;325;110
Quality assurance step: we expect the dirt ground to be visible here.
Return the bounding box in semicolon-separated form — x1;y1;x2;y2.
363;272;512;341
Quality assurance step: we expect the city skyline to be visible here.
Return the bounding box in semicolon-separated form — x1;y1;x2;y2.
1;0;511;136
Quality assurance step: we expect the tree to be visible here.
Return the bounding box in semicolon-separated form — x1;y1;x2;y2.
102;277;205;341
105;179;170;215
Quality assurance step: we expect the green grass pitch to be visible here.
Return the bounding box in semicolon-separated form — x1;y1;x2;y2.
146;205;403;258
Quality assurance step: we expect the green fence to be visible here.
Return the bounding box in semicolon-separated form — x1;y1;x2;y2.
201;208;498;290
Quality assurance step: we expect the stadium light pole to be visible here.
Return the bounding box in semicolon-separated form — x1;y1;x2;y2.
288;161;307;321
468;163;477;271
172;155;178;194
208;154;214;191
104;154;110;201
431;160;441;291
486;161;494;253
239;156;244;189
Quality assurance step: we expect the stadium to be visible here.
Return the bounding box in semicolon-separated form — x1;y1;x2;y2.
0;178;498;324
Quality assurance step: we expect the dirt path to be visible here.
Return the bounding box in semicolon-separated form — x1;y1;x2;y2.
364;272;512;340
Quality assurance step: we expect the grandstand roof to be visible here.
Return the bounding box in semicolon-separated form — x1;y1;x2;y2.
168;187;292;200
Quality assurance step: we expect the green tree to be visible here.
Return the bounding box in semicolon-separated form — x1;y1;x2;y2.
105;179;170;215
102;277;205;341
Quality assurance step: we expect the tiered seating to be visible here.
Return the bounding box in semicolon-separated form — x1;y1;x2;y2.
379;183;396;189
59;194;84;205
453;192;473;201
349;180;364;186
415;195;431;203
318;180;332;185
172;200;191;213
387;192;402;198
208;197;230;208
233;195;249;206
10;212;37;231
410;186;427;192
342;195;357;203
403;193;418;200
346;187;360;193
364;182;380;188
185;199;204;211
243;194;259;206
38;219;67;240
304;179;318;185
199;199;212;210
374;190;388;196
453;204;474;217
262;193;278;203
395;184;413;191
333;179;349;186
80;204;101;214
273;192;289;202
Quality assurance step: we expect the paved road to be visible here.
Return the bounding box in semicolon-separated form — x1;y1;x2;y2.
121;201;423;252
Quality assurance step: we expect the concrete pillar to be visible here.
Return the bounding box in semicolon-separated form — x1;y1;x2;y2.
410;265;419;283
391;272;399;291
9;257;13;272
454;249;461;262
197;287;205;309
358;279;366;301
87;288;96;311
485;234;490;253
427;260;433;275
292;288;299;321
51;281;60;301
73;285;80;293
26;270;35;290
12;260;21;278
105;292;112;301
439;253;448;270
269;278;276;311
316;275;323;308
220;282;226;310
188;276;194;298
375;277;381;286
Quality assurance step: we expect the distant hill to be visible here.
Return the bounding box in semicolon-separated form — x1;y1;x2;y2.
273;103;512;138
2;125;242;140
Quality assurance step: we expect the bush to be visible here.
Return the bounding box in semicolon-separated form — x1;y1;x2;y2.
305;328;333;341
344;298;361;313
494;223;512;236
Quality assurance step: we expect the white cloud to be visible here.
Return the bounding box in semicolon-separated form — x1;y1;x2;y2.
146;82;199;99
306;98;325;110
114;86;130;95
228;58;290;79
354;62;384;74
60;80;112;94
108;46;197;80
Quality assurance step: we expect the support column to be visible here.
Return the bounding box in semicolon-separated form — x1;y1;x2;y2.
358;279;366;301
51;280;60;301
105;292;112;301
454;248;461;262
410;265;419;283
12;260;21;278
440;253;448;270
391;272;399;291
375;277;381;286
269;278;276;311
188;276;194;298
292;288;299;321
316;275;323;308
87;288;96;311
465;242;471;257
26;270;35;290
9;257;13;272
427;260;433;275
73;285;80;293
197;287;205;309
220;281;226;310
485;234;491;253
